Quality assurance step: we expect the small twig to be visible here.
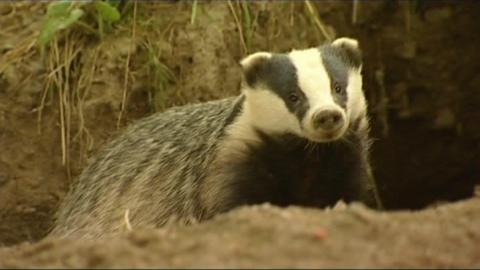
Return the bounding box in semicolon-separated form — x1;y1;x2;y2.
289;2;295;26
50;39;66;168
227;0;248;54
74;47;99;162
117;1;137;128
304;0;333;42
124;209;133;231
190;0;198;25
63;35;77;181
352;0;359;25
0;39;37;74
37;77;51;134
161;3;182;37
75;21;100;37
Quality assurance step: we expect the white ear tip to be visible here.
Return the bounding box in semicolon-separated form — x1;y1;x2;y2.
240;52;272;69
332;37;359;48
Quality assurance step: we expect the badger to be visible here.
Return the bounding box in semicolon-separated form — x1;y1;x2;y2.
50;37;381;238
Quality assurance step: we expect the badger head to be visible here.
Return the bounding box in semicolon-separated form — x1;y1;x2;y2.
240;37;367;143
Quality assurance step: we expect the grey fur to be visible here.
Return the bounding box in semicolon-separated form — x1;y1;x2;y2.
50;96;244;238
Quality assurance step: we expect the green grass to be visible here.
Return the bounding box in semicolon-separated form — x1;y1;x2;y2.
38;0;122;48
143;40;176;112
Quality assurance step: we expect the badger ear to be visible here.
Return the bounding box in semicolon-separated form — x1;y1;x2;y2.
331;37;362;69
332;37;359;49
240;52;272;87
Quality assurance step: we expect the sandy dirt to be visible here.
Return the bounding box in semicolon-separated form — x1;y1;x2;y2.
1;196;479;268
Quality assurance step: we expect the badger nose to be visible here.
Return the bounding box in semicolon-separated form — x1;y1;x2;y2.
313;110;344;131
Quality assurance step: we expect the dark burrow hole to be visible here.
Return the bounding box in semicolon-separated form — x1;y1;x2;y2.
370;113;479;210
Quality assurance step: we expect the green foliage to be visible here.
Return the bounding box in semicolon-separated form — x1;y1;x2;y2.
46;1;72;17
190;0;198;25
38;0;123;47
95;1;121;23
144;43;175;112
241;2;253;52
38;1;84;46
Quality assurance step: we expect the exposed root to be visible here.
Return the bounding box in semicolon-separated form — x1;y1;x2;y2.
72;47;100;165
117;1;138;129
227;0;248;55
0;39;37;76
304;0;333;42
38;30;87;180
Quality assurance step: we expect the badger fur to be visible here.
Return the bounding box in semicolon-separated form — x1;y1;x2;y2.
50;37;381;238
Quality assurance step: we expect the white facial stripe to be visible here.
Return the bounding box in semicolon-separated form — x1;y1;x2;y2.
289;48;346;138
240;88;302;135
289;49;338;111
346;71;366;121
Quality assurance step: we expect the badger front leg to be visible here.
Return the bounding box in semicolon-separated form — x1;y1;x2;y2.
198;145;259;220
344;163;383;209
198;138;291;220
342;135;383;210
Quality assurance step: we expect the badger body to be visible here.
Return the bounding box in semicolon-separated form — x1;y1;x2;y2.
51;38;380;238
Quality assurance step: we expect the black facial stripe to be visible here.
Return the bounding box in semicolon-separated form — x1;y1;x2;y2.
319;45;352;109
250;54;309;122
321;42;362;69
331;83;348;110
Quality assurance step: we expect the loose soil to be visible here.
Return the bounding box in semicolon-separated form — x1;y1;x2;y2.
1;196;479;268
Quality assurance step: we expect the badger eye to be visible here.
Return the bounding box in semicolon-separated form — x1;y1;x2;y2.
288;92;299;102
333;82;344;94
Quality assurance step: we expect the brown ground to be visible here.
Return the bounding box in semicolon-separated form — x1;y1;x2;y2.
0;1;479;268
1;196;479;268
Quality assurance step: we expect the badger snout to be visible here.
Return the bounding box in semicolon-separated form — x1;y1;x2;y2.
312;109;345;131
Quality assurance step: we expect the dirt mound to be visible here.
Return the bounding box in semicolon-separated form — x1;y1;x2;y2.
1;196;479;268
